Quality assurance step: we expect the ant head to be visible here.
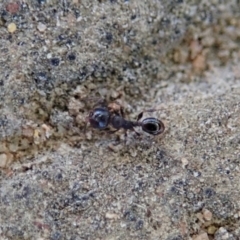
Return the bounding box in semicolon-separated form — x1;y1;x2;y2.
141;117;165;135
88;107;110;129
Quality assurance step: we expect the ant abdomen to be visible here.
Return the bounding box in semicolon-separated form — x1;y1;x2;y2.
141;117;165;135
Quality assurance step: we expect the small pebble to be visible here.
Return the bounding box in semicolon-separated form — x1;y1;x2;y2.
37;22;47;32
0;153;8;168
41;124;52;138
105;212;119;220
110;90;119;98
181;157;188;168
192;53;206;72
8;142;18;152
34;129;41;145
7;23;17;33
85;130;92;140
190;40;202;60
22;126;34;138
193;171;201;177
108;143;123;152
207;225;217;235
196;213;205;223
47;53;52;59
19;138;30;150
214;227;234;239
193;232;209;240
202;209;212;221
6;2;20;14
130;150;137;157
0;142;7;152
98;147;104;156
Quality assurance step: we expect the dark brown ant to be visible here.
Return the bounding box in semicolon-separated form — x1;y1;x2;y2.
87;100;165;136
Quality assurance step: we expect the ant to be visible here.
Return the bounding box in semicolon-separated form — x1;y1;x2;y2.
86;99;165;136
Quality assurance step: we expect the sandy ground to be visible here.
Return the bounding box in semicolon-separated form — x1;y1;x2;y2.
0;1;240;239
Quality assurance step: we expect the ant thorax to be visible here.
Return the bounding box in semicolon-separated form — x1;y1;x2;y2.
110;115;125;129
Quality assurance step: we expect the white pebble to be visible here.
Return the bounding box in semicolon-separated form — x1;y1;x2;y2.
0;153;8;168
37;22;47;32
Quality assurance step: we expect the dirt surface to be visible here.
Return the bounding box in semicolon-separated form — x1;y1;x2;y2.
0;1;240;239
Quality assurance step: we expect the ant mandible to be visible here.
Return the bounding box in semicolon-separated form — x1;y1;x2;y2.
87;99;165;136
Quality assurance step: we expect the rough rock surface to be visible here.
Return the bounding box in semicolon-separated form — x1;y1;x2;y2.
0;0;240;239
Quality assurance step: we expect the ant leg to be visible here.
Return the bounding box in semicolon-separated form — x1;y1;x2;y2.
120;106;125;118
132;127;140;136
115;101;125;117
137;112;144;122
123;130;128;143
106;129;120;134
113;107;125;119
93;98;108;108
136;108;161;121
